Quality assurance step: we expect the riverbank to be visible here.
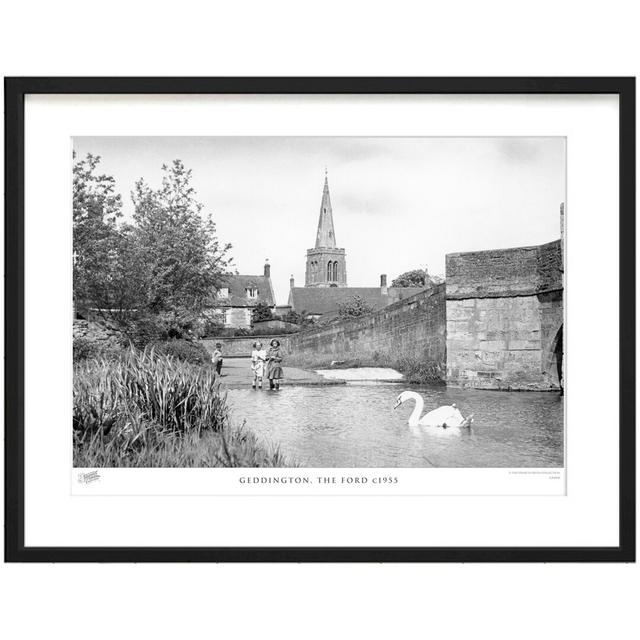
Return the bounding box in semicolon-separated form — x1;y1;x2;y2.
74;420;297;467
73;349;297;468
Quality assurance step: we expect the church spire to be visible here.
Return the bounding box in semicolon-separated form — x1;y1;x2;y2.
305;168;347;288
315;169;337;248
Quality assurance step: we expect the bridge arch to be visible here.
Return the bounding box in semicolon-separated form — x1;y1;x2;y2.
543;322;563;390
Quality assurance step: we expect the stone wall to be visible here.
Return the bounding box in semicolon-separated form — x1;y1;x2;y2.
446;246;540;298
445;240;563;390
252;319;300;334
537;240;564;292
446;240;562;299
73;320;126;360
285;285;446;371
73;319;124;345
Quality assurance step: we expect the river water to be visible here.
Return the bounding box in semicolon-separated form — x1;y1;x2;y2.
225;383;564;468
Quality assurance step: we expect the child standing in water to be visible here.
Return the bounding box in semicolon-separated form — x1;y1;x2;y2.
211;342;223;376
250;341;267;389
266;338;284;391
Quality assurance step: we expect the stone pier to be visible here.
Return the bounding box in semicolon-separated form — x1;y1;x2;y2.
445;240;563;390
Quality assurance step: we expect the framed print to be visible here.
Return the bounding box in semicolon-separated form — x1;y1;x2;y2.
4;77;635;562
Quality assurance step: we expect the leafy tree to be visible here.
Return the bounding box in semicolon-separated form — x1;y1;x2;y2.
338;295;374;320
130;159;232;321
299;310;316;326
282;310;302;325
73;154;139;323
73;153;122;244
251;301;273;323
73;156;233;342
391;268;431;288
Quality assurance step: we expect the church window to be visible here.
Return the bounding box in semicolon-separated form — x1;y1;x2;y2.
333;261;338;281
327;261;332;281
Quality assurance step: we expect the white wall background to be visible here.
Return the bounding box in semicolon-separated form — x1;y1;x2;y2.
1;2;638;639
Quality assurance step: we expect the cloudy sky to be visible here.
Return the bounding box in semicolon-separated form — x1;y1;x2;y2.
73;136;565;304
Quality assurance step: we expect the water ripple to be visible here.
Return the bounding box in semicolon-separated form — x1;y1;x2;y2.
226;384;564;468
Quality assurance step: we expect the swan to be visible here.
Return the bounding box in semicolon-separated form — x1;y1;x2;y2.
393;391;473;431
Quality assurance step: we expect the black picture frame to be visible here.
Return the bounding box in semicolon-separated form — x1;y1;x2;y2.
4;77;635;563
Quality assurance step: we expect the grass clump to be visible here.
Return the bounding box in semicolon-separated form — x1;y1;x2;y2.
149;338;211;366
393;356;446;384
73;348;293;467
74;420;296;468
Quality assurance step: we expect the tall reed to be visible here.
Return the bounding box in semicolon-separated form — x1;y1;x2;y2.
74;347;298;467
74;348;228;437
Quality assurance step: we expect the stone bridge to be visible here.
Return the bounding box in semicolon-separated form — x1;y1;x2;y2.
445;239;563;390
262;238;564;391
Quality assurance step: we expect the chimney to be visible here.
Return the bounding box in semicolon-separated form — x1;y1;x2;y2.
380;274;388;296
264;259;270;278
290;275;295;289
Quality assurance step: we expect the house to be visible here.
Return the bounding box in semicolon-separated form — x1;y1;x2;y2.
210;261;275;328
288;274;423;322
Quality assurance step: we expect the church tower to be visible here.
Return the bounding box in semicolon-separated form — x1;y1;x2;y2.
305;170;348;287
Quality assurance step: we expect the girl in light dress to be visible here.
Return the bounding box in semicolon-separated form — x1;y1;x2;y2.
250;341;267;389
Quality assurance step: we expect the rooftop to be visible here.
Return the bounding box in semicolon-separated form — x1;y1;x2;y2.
287;286;424;316
215;274;275;308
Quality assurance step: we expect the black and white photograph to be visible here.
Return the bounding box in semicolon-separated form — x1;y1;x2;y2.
72;135;565;470
4;74;634;568
3;3;637;635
